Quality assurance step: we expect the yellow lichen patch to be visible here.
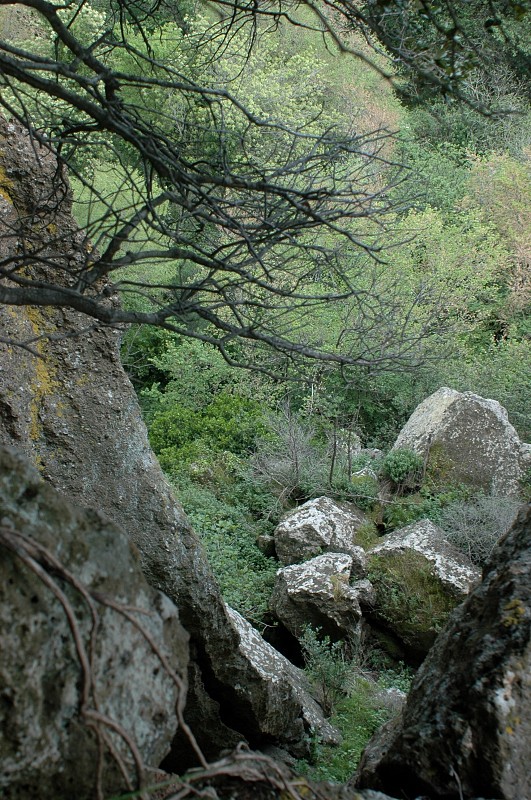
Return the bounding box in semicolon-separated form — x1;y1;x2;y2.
24;306;59;444
331;573;349;600
0;164;14;203
505;716;521;735
502;598;526;627
280;783;313;799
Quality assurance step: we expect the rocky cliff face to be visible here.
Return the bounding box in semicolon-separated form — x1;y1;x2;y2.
0;118;324;767
0;446;189;800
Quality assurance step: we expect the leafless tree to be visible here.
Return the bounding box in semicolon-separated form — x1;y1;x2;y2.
0;0;520;373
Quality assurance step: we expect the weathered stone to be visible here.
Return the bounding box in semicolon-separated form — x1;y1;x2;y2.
392;387;530;497
274;496;369;565
256;533;276;558
353;504;531;800
226;607;341;751
0;117;319;765
270;552;368;642
0;446;188;800
366;519;480;660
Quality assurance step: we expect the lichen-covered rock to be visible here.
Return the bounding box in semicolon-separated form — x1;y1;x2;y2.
353;504;531;800
392;387;530;497
226;607;341;751
0;446;189;800
274;496;369;566
270;552;370;642
366;520;480;660
0;117;321;766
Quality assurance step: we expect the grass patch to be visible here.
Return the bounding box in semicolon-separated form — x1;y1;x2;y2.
298;666;412;783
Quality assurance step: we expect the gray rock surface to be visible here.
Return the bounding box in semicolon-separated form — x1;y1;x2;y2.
0;117;320;765
270;552;369;642
392;387;530;497
226;607;341;749
0;446;188;800
274;496;369;565
353;503;531;800
366;520;480;659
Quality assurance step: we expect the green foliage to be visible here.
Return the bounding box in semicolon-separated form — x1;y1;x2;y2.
395;136;472;213
148;392;264;470
382;448;424;487
175;475;277;624
382;495;442;532
368;551;457;647
349;473;380;512
300;626;354;718
299;683;389;783
298;660;412;783
354;521;381;551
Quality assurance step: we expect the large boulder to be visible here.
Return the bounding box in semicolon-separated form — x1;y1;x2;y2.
226;607;341;750
274;496;369;565
353;504;531;800
392;387;530;497
270;552;371;642
0;118;319;765
0;446;189;800
366;519;480;660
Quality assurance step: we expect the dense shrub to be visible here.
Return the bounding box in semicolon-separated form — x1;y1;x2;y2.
382;448;424;489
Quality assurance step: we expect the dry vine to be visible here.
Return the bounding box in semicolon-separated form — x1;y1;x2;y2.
0;525;205;800
2;524;329;800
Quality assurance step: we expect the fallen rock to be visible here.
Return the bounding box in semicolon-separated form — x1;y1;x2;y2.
0;117;320;766
270;552;370;643
274;496;369;565
353;504;531;800
0;446;189;800
392;387;530;497
226;607;341;750
366;519;480;660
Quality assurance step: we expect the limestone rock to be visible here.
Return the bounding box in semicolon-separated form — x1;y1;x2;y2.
270;552;370;642
353;504;531;800
0;117;318;765
0;446;188;800
392;387;530;497
274;496;369;566
367;519;480;659
226;607;341;750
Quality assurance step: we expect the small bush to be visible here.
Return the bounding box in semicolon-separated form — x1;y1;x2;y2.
382;494;443;531
382;448;423;489
300;626;354;717
297;661;412;783
439;494;521;566
349;472;380;511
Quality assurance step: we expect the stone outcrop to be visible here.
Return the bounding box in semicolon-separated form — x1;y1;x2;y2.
0;117;322;766
274;496;369;566
270;552;371;643
353;504;531;800
366;520;480;660
392;387;530;497
0;446;189;800
226;608;341;749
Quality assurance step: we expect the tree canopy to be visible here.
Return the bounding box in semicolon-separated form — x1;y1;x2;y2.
0;0;528;373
